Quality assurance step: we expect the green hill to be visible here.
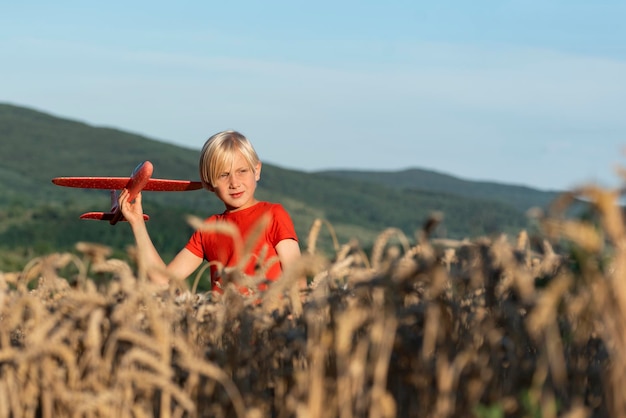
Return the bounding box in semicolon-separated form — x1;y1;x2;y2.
0;103;554;273
316;168;561;214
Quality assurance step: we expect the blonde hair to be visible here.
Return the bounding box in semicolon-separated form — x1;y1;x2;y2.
199;130;261;189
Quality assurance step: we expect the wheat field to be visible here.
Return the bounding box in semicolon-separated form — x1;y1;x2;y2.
1;184;625;417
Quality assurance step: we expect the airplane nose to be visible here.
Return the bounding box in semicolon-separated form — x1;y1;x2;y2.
132;161;154;178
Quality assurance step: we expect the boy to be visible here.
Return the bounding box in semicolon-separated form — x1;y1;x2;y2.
119;130;301;291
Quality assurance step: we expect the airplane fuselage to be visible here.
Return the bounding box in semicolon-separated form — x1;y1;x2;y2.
108;161;154;225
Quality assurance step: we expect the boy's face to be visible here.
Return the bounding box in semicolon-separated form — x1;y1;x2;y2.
212;151;261;212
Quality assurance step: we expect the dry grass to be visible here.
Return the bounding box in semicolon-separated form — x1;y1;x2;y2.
1;184;625;417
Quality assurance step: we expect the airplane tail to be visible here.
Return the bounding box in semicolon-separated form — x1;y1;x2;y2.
109;190;124;225
79;212;150;222
79;190;149;224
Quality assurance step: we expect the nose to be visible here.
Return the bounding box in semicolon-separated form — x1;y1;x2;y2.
228;174;240;188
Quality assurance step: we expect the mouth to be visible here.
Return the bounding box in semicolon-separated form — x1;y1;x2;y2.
230;192;244;199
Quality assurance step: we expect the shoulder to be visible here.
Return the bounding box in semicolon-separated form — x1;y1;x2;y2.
203;213;224;222
190;213;222;237
258;201;289;216
253;201;284;211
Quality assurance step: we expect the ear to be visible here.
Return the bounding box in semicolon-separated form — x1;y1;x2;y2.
255;161;262;181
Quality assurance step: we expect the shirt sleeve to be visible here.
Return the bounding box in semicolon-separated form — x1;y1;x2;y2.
184;229;205;259
269;204;299;246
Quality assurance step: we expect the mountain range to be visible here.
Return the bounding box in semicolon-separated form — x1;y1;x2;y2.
0;103;565;271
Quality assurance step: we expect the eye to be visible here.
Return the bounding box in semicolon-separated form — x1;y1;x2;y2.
219;173;229;179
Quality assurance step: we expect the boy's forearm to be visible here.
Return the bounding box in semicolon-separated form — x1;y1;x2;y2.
130;221;169;285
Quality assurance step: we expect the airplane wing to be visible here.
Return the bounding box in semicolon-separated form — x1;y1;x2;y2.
52;177;203;191
144;179;203;191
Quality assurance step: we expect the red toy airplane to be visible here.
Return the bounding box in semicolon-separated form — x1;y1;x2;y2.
52;161;203;225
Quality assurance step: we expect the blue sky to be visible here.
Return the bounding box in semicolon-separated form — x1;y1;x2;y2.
2;1;625;191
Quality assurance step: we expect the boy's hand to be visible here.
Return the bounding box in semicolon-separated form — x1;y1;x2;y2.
119;189;145;225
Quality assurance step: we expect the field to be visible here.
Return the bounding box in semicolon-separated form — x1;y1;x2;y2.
0;184;624;417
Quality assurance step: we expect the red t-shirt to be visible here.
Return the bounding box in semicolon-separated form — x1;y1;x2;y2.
185;202;298;291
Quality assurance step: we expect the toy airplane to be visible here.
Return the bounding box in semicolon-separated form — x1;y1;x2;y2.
52;161;203;225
